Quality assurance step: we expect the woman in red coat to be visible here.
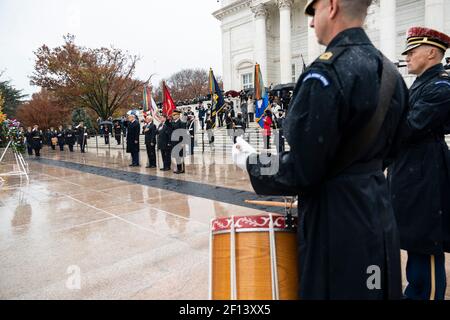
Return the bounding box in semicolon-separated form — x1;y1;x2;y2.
263;109;273;150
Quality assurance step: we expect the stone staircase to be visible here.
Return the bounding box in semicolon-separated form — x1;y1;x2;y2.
85;121;286;154
86;122;450;155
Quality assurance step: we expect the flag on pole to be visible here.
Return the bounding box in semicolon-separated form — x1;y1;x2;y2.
254;63;269;128
301;54;307;73
208;68;225;126
143;85;151;113
143;85;162;124
162;81;176;117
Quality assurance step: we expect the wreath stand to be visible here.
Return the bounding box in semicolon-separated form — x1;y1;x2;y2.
0;140;29;184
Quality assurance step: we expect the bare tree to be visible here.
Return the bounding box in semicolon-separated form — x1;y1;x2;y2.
163;68;210;102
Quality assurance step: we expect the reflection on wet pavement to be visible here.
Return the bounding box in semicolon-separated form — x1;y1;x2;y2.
0;149;274;299
1;148;449;299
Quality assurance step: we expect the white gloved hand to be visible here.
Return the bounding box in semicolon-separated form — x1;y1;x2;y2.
232;137;257;171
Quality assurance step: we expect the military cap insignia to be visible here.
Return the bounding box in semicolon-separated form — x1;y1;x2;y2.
319;52;334;61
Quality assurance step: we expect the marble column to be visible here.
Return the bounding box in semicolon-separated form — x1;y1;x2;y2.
222;28;232;91
425;0;445;32
278;0;293;84
252;4;268;82
379;0;397;62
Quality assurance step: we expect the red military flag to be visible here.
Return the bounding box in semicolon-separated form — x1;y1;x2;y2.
162;81;176;117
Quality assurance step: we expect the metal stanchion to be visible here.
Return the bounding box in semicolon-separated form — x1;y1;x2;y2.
257;129;260;152
202;131;205;153
157;147;161;169
95;134;98;152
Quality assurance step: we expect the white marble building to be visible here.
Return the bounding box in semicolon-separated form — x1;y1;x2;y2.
213;0;450;90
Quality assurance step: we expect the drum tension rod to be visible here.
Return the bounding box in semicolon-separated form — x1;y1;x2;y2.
284;196;297;230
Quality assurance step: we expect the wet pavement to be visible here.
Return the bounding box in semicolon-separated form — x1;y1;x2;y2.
0;147;449;299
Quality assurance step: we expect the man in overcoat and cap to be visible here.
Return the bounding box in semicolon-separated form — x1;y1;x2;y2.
232;0;409;299
126;111;141;167
388;27;450;300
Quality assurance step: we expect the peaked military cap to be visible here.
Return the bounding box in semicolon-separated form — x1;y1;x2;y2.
304;0;317;16
402;27;450;55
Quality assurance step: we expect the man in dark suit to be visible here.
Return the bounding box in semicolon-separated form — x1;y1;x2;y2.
76;122;88;153
114;122;122;145
274;109;285;153
171;109;187;174
30;125;43;157
126;113;140;167
25;127;33;156
143;115;157;168
196;102;206;130
65;125;76;152
187;115;196;155
48;127;57;150
103;125;110;145
157;114;173;171
56;125;65;151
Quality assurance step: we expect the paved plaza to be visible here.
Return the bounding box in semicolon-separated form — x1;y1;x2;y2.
0;147;449;299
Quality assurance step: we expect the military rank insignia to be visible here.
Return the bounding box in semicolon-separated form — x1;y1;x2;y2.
319;52;333;61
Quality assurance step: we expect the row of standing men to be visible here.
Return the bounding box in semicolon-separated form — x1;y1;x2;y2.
24;123;89;157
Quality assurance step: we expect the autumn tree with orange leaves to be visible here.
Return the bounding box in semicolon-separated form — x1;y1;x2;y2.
15;90;71;130
30;35;143;120
0;93;6;123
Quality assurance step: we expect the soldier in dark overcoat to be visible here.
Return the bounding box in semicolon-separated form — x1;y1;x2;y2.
388;27;450;300
233;0;409;299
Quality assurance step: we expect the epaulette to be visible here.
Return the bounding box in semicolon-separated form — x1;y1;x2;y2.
315;47;348;65
434;71;450;87
439;71;450;79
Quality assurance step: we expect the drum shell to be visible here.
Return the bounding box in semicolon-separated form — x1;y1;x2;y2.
211;228;298;300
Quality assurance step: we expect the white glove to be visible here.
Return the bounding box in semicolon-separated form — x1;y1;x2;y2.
232;137;256;171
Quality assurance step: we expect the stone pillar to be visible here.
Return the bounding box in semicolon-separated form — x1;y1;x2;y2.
379;0;397;62
222;28;232;91
425;0;445;32
278;0;293;84
252;4;268;82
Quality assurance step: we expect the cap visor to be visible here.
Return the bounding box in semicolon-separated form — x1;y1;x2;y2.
401;43;422;55
304;1;315;16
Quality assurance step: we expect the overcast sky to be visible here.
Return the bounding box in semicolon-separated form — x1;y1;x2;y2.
0;0;223;98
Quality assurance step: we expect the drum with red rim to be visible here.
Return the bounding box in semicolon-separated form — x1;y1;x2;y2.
209;214;298;300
